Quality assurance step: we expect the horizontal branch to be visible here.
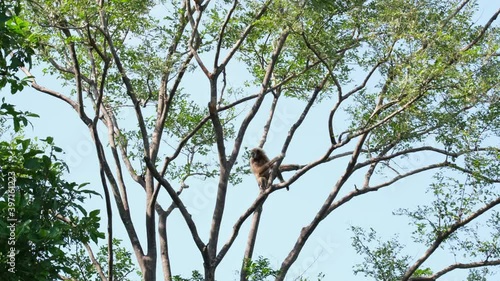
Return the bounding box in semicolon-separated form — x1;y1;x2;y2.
461;7;500;52
217;0;272;74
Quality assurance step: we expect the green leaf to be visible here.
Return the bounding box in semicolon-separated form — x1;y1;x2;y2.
24;158;41;170
43;136;54;145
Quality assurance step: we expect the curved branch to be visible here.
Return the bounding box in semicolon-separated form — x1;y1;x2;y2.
430;259;500;280
214;0;239;68
354;146;498;173
272;75;329;190
328;57;386;144
410;256;500;280
401;196;500;280
460;7;500;52
300;30;349;148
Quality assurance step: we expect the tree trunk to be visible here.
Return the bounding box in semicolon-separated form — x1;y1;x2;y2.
240;203;264;281
204;264;216;281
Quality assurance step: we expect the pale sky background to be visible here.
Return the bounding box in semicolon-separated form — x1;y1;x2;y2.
1;1;499;280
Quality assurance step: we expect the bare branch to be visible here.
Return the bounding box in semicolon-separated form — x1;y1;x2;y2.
218;94;259;111
442;0;472;28
228;29;291;166
186;0;211;77
258;92;280;148
361;142;397;188
60;26;91;126
214;0;239;68
151;10;191;163
55;214;107;281
279;164;305;172
215;191;271;265
327;162;450;215
19;67;79;110
355;146;498;173
240;202;265;281
344;60;386;100
273;75;329;190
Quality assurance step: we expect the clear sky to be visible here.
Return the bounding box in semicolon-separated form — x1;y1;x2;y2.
1;0;499;280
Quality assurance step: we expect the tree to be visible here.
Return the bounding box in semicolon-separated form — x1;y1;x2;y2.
0;102;104;280
9;0;500;280
1;3;111;281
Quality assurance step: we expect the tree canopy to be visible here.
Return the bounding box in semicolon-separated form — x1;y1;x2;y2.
0;101;105;280
1;0;499;280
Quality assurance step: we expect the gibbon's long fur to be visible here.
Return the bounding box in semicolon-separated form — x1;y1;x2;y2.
249;147;289;191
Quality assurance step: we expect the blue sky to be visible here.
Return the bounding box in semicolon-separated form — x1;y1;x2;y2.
1;1;499;280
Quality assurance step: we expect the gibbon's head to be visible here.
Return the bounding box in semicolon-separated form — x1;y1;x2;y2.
250;147;265;160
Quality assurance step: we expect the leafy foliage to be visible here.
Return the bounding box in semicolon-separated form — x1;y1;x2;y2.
172;270;203;281
243;256;280;281
6;0;500;280
0;0;35;94
69;238;141;281
0;103;103;281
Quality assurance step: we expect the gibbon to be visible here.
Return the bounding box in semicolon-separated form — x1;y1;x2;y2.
249;147;289;191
